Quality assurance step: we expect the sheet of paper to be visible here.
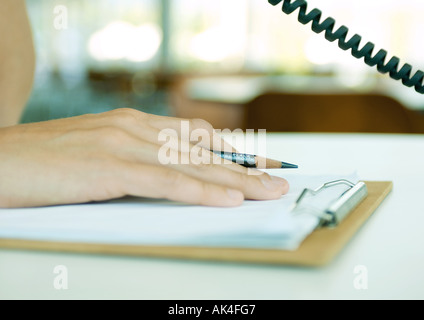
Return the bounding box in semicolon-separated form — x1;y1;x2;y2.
0;173;359;251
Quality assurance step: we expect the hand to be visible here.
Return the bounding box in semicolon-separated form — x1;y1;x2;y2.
0;108;289;208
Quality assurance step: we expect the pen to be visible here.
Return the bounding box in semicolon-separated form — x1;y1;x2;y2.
213;151;298;169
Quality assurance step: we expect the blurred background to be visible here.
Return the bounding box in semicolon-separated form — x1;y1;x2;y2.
22;0;424;133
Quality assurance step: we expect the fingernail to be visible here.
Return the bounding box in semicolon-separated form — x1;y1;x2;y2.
261;176;284;191
270;175;288;185
227;189;243;201
270;176;289;193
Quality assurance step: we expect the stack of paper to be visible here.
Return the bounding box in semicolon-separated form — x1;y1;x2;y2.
0;173;359;251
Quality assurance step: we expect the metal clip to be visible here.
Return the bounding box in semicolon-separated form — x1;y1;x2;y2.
291;179;368;228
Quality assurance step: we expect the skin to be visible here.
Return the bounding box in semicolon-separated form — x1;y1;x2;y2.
0;1;289;208
0;0;35;127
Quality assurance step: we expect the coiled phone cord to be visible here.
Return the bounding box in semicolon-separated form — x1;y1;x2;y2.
268;0;424;94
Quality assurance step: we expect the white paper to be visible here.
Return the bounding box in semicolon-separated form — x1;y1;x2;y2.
0;173;359;251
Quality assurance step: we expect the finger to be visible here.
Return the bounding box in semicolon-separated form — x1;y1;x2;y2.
168;162;289;200
118;162;244;207
115;120;287;183
121;124;241;171
95;124;289;196
103;126;257;176
100;131;288;200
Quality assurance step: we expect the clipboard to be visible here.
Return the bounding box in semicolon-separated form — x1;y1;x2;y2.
0;180;393;267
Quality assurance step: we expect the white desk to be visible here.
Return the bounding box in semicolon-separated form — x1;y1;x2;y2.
1;133;424;300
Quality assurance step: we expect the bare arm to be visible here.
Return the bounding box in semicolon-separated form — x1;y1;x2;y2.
0;109;288;208
0;0;35;127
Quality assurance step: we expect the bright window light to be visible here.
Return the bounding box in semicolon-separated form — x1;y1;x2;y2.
88;21;162;62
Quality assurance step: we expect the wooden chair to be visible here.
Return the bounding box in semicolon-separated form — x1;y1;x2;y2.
243;92;424;133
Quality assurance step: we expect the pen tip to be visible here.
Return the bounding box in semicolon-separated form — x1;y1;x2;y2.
281;162;298;169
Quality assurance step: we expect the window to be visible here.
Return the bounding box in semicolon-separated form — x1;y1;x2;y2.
21;0;424;123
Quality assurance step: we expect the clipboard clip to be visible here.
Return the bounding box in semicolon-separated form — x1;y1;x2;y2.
291;179;368;228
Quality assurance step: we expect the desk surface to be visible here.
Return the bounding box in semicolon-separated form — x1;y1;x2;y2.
1;133;423;300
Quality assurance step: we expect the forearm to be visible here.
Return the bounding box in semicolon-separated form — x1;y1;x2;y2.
0;0;35;128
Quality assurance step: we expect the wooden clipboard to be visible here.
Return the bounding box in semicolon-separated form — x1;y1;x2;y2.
0;181;392;267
